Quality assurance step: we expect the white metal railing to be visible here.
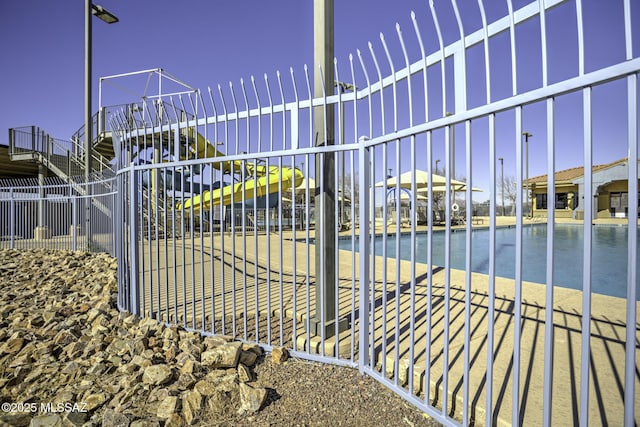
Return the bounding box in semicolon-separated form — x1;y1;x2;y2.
1;0;636;426
0;175;117;253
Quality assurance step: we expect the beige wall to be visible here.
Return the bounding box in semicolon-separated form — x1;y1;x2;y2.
535;179;638;219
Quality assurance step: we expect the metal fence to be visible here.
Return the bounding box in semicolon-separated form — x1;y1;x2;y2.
0;175;117;254
1;0;637;425
108;0;640;425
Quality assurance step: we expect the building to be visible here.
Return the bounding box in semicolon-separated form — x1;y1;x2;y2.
528;158;640;219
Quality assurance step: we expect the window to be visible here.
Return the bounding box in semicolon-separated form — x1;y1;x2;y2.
535;193;568;209
555;193;568;209
536;193;547;210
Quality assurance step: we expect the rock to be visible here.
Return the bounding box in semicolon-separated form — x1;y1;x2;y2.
85;392;109;411
242;343;263;357
193;380;217;397
63;411;89;427
238;383;267;414
271;346;289;365
239;350;258;367
130;421;161;427
101;409;129;427
1;337;25;354
176;372;196;390
28;414;62;427
0;250;278;424
157;395;180;419
179;359;200;375
142;364;173;386
164;413;185;427
206;389;233;415
181;390;203;425
65;410;89;426
237;363;254;383
201;342;242;368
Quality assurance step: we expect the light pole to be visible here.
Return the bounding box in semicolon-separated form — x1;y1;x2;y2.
312;0;347;338
435;159;440;175
498;157;504;216
522;131;533;217
85;1;118;247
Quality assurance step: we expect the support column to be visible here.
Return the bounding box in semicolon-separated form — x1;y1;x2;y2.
310;0;347;338
34;164;50;240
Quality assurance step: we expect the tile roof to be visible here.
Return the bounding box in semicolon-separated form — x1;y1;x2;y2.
528;157;631;185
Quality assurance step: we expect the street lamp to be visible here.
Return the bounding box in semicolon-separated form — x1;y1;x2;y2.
86;1;118;247
435;159;440;175
522;131;533;217
498;157;504;216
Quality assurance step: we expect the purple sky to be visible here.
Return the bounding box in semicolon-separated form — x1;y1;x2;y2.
1;1;638;200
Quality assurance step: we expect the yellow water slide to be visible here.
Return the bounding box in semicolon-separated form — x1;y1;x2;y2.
176;129;303;214
182;128;278;177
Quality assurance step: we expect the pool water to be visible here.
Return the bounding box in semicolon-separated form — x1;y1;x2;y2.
339;224;640;300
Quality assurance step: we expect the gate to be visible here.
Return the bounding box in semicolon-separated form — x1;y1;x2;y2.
110;1;639;425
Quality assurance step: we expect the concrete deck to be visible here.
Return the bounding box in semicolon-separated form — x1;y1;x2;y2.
134;216;640;426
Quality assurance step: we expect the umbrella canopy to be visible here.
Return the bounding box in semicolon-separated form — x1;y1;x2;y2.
375;170;467;191
294;177;315;194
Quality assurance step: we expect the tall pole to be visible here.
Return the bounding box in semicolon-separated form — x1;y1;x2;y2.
312;0;344;337
523;132;533;217
85;0;93;247
499;157;504;216
336;81;355;226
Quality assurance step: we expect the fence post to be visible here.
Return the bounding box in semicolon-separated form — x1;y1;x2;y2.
358;143;371;373
9;188;15;249
129;163;140;316
71;185;77;252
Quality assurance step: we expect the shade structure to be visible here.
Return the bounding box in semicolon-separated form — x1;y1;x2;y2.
294;177;315;195
375;170;467;191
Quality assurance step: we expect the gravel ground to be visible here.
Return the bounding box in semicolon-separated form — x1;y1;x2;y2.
206;356;442;427
0;249;442;427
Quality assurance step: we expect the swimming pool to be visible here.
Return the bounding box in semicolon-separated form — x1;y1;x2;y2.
339;224;640;300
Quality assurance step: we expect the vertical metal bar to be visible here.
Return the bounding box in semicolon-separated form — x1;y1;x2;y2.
232;80;248;341
514;107;525;426
506;0;517;96
623;0;637;422
580;85;593;427
348;52;358;363
9;189;14;249
251;75;262;342
264;74;274;345
367;38;386;378
397;21;417;394
486;113;497;427
289;67;300;351
72;187;77;252
542;98;556;427
624;71;638;427
463;120;472;426
303;64;313;352
381;30;403;386
358;141;371;374
276;70;287;347
575;0;591;422
129;164;140;316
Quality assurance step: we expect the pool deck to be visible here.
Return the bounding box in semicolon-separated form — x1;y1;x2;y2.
132;215;640;426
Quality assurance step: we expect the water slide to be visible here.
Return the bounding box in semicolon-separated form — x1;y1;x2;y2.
176;130;303;214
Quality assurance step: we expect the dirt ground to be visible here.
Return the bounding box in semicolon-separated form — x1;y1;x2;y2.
206;355;442;427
